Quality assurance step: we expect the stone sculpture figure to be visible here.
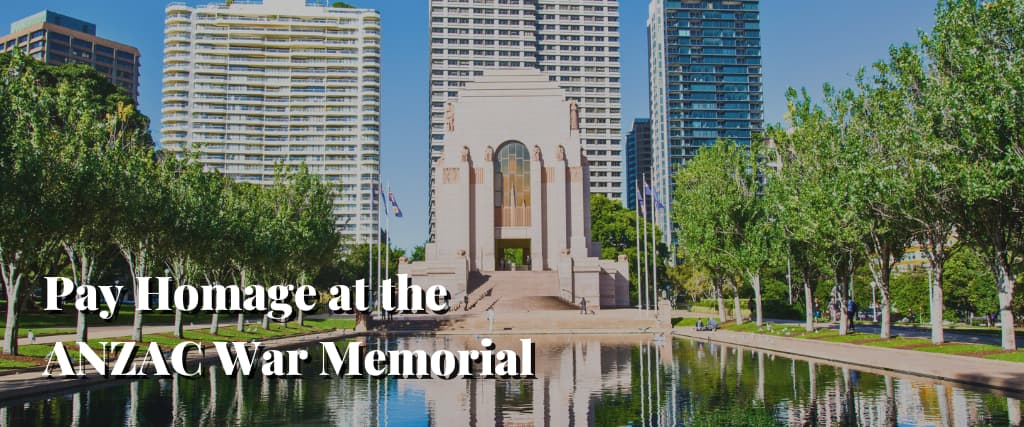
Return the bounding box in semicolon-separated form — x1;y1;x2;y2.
569;100;579;131
445;102;455;132
556;145;566;161
461;146;470;162
484;146;494;161
532;145;542;161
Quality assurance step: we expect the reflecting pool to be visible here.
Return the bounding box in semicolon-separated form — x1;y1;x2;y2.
2;334;1021;426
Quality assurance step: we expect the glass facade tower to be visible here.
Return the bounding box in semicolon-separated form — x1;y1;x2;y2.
646;0;762;245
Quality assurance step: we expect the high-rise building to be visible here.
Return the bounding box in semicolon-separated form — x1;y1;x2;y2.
427;0;623;240
624;118;652;211
161;0;382;242
647;0;763;245
0;10;141;100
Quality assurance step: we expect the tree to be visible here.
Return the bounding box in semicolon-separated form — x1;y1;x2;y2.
157;156;227;338
918;0;1024;350
0;52;58;355
767;87;865;336
673;141;777;326
590;194;665;306
109;143;165;342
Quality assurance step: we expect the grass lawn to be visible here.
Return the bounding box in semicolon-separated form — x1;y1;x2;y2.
0;309;194;330
985;351;1024;363
0;317;357;371
0;358;37;369
816;333;883;343
862;338;932;348
672;318;698;327
19;328;74;338
914;343;1003;354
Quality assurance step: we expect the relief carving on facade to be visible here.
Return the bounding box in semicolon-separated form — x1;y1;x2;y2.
443;167;460;184
556;145;566;161
532;145;542;161
484;145;494;161
473;168;483;184
569;166;583;183
460;145;470;162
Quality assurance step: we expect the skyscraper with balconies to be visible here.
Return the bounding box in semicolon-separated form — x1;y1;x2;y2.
161;0;382;242
647;0;763;245
0;10;141;100
427;0;623;241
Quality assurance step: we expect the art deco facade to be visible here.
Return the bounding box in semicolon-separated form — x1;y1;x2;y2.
0;10;141;100
161;0;381;242
647;0;763;244
427;0;623;239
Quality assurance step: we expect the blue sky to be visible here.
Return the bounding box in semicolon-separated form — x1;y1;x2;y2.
1;1;937;250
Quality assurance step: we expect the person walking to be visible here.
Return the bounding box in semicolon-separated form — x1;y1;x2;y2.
747;298;755;321
579;297;588;315
847;298;858;332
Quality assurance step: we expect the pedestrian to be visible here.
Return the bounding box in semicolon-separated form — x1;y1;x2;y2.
579;297;588;315
847;298;857;332
486;306;495;334
747;298;755;321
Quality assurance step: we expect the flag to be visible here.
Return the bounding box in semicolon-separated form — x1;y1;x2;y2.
378;184;387;216
388;192;403;218
652;188;665;210
637;183;646;217
645;180;664;209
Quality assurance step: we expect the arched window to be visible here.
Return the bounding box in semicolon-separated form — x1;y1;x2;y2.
494;141;530;227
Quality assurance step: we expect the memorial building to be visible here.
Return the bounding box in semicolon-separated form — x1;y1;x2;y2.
400;69;630;310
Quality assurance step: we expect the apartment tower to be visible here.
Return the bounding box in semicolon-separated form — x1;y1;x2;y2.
161;0;382;242
0;10;141;100
647;0;762;245
427;0;622;240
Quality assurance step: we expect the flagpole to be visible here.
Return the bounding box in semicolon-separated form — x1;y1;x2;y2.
642;173;651;311
634;179;642;312
377;181;383;316
650;180;659;310
385;182;391;281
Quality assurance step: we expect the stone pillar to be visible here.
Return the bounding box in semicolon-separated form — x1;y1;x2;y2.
530;146;545;271
480;148;496;271
549;153;568;270
568;165;588;258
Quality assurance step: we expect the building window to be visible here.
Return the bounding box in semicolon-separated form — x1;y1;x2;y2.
494;140;531;227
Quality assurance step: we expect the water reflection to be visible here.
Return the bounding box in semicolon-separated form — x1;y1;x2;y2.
0;335;1021;426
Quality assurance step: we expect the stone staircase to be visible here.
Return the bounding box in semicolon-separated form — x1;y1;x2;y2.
466;271;577;312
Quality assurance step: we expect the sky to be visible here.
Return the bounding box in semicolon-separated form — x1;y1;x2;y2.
1;1;938;251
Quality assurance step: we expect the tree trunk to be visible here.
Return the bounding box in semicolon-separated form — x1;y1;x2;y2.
210;312;219;335
751;273;763;327
993;254;1017;350
731;277;743;325
880;288;892;339
2;282;20;355
237;269;247;332
803;276;815;332
930;261;945;344
714;277;726;323
174;309;184;338
879;258;893;339
120;244;147;342
837;262;850;336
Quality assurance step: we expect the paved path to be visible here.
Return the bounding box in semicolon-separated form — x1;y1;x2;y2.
767;318;1024;349
675;328;1024;394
